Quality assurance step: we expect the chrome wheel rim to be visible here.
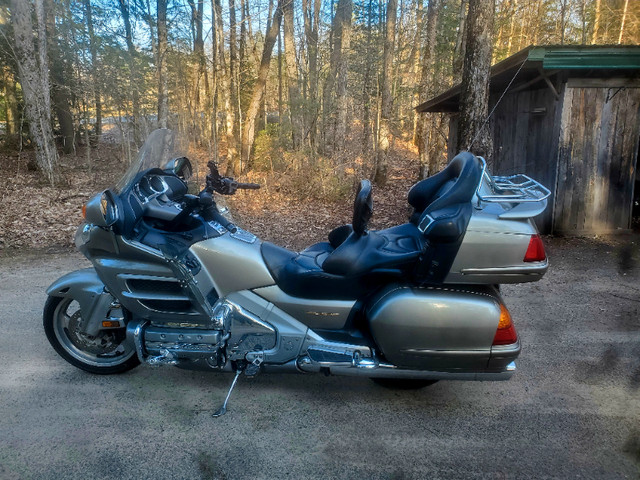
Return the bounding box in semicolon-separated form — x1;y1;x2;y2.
52;297;136;367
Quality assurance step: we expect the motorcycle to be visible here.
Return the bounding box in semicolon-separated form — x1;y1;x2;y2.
44;129;550;416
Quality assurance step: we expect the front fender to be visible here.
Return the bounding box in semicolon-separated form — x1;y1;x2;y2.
46;268;113;336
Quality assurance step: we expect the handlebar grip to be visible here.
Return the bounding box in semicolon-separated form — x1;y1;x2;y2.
236;182;261;190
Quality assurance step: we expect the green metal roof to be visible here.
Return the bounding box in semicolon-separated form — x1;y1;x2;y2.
416;45;640;113
528;45;640;69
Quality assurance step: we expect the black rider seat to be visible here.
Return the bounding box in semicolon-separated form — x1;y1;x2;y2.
261;151;482;300
261;223;424;300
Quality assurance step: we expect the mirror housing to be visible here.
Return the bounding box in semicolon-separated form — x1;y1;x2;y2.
84;190;118;227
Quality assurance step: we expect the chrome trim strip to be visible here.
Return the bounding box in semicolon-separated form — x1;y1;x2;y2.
121;237;164;258
461;260;548;276
328;363;515;381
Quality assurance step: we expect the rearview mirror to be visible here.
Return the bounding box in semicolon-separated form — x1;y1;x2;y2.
165;156;192;180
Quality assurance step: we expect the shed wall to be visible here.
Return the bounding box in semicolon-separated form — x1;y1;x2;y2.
553;84;640;234
490;86;562;233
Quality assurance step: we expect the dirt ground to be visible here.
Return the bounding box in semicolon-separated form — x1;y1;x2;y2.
0;139;639;478
0;232;639;479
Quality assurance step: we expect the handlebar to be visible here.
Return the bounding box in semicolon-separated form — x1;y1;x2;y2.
205;161;261;195
236;182;261;190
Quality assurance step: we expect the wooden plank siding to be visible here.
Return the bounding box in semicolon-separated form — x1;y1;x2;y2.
553;85;640;234
489;86;561;232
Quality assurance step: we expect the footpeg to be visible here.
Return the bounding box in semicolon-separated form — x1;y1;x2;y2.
147;348;178;366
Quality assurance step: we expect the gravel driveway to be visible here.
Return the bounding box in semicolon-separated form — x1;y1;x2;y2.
0;236;638;479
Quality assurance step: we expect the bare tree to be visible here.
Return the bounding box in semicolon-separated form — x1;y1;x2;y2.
415;0;440;179
283;0;303;148
322;0;352;152
453;0;468;76
83;0;101;141
44;0;75;154
157;0;168;128
374;0;397;186
10;0;58;183
456;0;495;159
303;0;321;151
592;0;601;43
117;0;142;142
241;0;285;168
618;0;630;44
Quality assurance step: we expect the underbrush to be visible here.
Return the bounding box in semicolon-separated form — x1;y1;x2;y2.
0;129;420;251
251;125;359;203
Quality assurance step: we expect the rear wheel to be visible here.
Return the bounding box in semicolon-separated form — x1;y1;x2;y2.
43;296;140;375
370;378;439;390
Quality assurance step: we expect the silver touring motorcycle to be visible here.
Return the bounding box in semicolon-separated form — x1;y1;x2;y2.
45;129;550;416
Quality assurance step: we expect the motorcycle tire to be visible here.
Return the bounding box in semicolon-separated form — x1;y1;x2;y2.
370;378;439;390
43;296;140;375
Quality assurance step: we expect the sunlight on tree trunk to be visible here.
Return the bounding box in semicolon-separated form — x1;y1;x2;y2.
374;0;397;186
457;0;495;160
10;0;58;184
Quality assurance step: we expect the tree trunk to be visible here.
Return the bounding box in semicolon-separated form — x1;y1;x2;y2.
334;0;352;152
373;0;397;186
506;0;516;56
453;0;468;77
83;0;101;142
44;0;75;154
618;0;629;44
322;0;352;152
283;0;303;148
117;0;141;142
10;0;58;184
591;0;601;44
415;0;440;179
362;0;374;153
213;0;238;175
187;0;208;115
410;0;423;142
157;0;169;128
241;0;284;169
2;67;18;138
303;0;321;152
229;0;241;150
456;0;495;159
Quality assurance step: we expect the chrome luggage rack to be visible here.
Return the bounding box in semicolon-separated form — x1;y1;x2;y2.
475;156;551;205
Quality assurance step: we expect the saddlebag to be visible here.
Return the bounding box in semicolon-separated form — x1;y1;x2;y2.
366;284;504;371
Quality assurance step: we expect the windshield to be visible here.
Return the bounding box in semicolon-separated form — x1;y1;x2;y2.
114;129;189;193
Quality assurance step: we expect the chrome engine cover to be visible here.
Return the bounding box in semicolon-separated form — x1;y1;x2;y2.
143;325;222;359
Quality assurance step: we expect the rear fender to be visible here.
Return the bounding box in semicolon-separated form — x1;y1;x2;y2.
46;268;113;337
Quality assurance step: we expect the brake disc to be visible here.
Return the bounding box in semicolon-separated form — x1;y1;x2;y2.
66;311;118;356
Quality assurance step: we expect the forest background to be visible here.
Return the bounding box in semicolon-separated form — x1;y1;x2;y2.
0;0;638;250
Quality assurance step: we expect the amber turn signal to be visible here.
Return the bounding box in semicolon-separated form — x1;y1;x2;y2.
102;320;120;328
492;304;518;346
82;204;87;219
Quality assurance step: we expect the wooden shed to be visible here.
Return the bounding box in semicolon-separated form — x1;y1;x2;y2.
416;45;640;235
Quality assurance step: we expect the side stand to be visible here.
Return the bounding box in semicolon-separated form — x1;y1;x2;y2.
212;369;242;418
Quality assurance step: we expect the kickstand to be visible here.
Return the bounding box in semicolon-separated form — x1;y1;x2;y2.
212;368;242;418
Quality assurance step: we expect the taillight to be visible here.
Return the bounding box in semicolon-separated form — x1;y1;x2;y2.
492;304;518;345
523;234;546;262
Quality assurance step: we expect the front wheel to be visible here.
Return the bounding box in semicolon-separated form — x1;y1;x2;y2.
43;296;140;374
